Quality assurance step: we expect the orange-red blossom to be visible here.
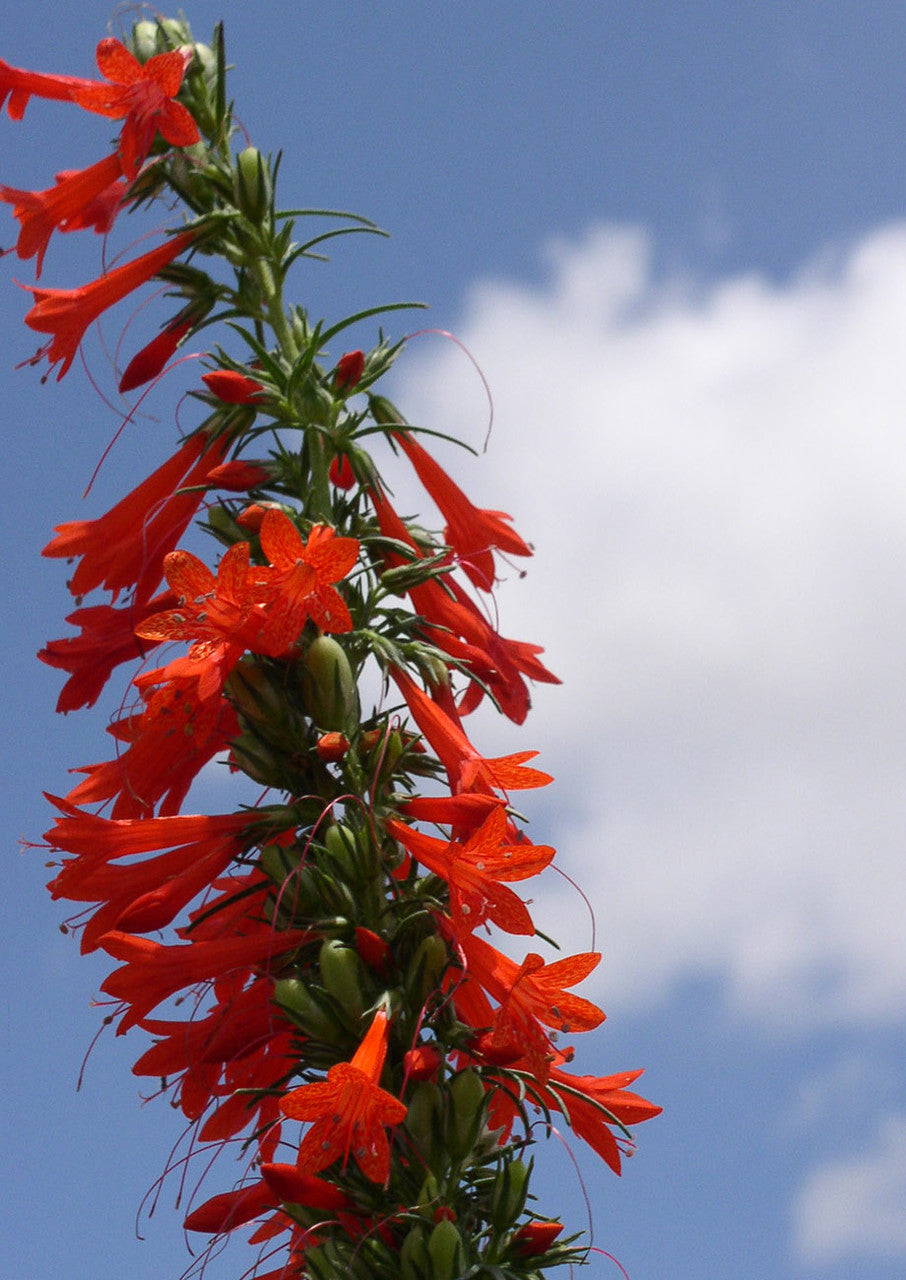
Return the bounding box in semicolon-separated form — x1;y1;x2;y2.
280;1009;407;1184
70;38;200;179
23;229;195;379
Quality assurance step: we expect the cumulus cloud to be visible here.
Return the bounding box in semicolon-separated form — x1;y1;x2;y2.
391;221;906;1027
794;1114;906;1264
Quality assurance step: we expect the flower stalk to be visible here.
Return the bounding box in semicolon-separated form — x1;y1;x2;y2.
6;14;660;1280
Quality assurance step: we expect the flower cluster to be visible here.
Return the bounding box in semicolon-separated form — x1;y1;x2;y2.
8;16;659;1280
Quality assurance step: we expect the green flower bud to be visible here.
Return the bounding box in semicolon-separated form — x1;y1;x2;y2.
159;17;193;47
318;939;365;1021
415;1172;442;1216
446;1068;488;1162
490;1157;531;1230
131;21;161;62
300;635;360;733
405;1082;444;1171
234;146;272;224
259;841;301;886
406;933;450;1008
368;393;406;429
228;732;285;787
427;1217;465;1280
272;977;344;1043
399;1224;431;1280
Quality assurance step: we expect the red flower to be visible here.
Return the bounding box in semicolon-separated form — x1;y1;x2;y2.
70;39;200;178
403;1043;443;1082
0;56;97;119
201;369;265;404
135;542;271;701
390;667;553;795
23;229;194;379
370;487;558;723
65;676;239;818
394;430;532;592
38;590;176;713
258;508;359;639
280;1009;407;1183
385;806;554;936
542;1066;662;1175
56;166;127;236
457;932;603;1083
118;318;191;392
134;974;297;1148
43;429;228;604
45;801;253;951
0;151;125;276
99;924;308;1032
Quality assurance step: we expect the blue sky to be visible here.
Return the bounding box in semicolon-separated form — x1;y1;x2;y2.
3;4;906;1278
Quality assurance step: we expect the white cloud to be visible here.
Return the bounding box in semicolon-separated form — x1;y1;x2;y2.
794;1114;906;1264
392;221;906;1028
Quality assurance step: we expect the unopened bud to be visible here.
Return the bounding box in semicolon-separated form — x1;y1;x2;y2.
355;926;392;975
446;1067;488;1161
318;939;365;1021
234;146;272;224
404;1043;443;1083
202;369;264;404
399;1224;431;1280
333;349;365;390
272;977;344;1043
490;1158;530;1229
299;635;360;733
315;731;349;763
427;1217;465;1280
206;459;270;491
130;21;161;63
512;1221;564;1257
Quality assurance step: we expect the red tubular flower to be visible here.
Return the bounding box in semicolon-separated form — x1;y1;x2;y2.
23;229;195;379
98;924;309;1032
385;807;554;936
70;38;200;178
43;429;228;604
65;676;240;818
202;369;265;404
0;57;97;119
390;667;553;795
394;430;532;592
542;1066;662;1175
370;487;558;723
0;151;125;276
38;589;176;713
134;973;297;1146
118;317;192;392
44;801;255;951
280;1009;408;1183
184;1181;276;1234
